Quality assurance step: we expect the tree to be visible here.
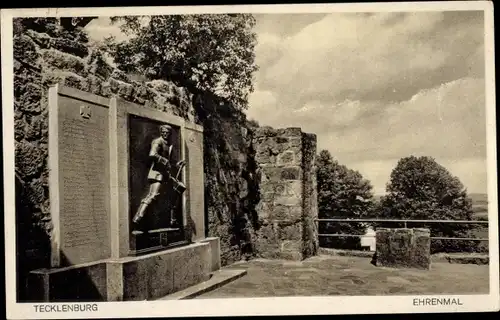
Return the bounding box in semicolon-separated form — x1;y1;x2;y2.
379;156;480;253
316;150;375;250
102;14;258;110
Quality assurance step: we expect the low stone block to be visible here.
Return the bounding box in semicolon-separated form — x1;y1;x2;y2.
28;262;108;302
201;237;221;272
123;242;211;301
375;228;431;269
106;263;123;301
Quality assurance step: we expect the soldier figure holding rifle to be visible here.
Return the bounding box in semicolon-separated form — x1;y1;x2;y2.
132;124;186;232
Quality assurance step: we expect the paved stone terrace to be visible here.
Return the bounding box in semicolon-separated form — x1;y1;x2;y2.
197;255;489;298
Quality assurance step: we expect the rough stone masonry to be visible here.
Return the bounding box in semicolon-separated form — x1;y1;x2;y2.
375;228;431;269
253;127;319;260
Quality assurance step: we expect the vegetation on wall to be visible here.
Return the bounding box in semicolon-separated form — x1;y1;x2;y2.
102;14;259;111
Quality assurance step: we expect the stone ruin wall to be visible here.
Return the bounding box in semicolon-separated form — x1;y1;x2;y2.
13;18;320;300
253;127;318;260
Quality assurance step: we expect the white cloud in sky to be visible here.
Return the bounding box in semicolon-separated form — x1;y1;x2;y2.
254;11;484;105
85;17;128;42
83;13;488;194
249;11;487;194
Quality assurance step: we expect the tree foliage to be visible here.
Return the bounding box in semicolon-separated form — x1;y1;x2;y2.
316;150;375;250
103;14;258;110
379;156;481;253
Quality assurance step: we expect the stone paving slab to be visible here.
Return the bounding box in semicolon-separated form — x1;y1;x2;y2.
196;255;489;298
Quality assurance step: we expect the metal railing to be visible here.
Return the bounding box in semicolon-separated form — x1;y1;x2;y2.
315;218;489;242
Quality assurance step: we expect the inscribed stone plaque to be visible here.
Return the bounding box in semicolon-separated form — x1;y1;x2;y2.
185;128;205;241
58;94;111;265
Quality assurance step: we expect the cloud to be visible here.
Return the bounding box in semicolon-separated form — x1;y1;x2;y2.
249;11;487;194
319;77;486;161
85;17;129;42
254;13;329;38
254;11;484;105
250;77;487;193
253;32;284;73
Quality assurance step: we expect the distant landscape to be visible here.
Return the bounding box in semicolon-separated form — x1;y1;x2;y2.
469;193;489;220
373;193;489;221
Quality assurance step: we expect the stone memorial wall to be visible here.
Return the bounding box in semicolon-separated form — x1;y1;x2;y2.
14;19;261;276
26;84;214;302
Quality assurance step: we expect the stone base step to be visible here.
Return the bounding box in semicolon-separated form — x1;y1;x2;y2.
132;228;180;235
157;269;247;300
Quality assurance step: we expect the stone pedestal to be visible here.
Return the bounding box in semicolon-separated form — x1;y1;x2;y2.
28;241;217;302
375;228;431;269
129;228;185;256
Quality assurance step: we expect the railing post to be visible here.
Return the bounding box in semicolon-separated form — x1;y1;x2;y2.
404;221;407;228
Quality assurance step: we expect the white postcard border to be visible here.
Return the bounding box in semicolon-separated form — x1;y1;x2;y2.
2;2;498;319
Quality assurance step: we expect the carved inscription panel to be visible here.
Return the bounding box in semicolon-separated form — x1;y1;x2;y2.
58;94;111;265
185;128;204;241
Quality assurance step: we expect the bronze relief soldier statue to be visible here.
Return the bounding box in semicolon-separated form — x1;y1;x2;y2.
132;124;186;232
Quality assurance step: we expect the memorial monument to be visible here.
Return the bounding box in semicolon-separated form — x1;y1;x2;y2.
27;84;229;302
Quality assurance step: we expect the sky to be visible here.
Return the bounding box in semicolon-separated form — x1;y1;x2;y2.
85;11;488;195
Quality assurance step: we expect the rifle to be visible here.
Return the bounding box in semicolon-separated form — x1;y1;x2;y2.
169;160;186;226
171;160;186;194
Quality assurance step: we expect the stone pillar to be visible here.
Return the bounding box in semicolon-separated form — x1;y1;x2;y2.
375;228;431;269
253;127;318;260
301;133;319;258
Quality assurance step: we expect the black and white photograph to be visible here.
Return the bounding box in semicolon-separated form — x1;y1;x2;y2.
2;2;498;318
